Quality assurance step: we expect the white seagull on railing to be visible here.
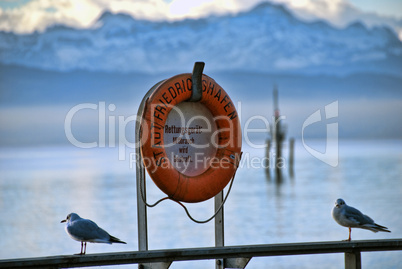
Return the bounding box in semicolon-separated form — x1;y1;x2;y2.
331;198;391;241
61;213;126;255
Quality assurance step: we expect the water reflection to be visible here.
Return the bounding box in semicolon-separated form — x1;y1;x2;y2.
264;138;295;185
265;167;294;198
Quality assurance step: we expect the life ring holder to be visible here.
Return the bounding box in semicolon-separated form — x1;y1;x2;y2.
138;65;242;223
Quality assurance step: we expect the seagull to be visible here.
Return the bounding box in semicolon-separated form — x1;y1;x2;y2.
61;213;127;255
332;198;391;241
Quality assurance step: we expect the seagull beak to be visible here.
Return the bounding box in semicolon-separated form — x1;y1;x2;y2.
61;219;66;223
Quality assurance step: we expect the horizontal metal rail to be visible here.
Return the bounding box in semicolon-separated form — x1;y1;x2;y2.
1;239;401;269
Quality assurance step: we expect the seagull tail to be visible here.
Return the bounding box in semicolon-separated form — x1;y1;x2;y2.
374;223;391;233
110;235;127;244
361;223;391;233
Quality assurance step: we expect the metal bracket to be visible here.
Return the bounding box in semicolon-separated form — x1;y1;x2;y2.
189;61;205;102
225;257;252;269
139;261;172;269
345;250;362;269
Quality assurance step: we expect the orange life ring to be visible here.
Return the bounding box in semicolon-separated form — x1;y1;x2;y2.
140;73;242;203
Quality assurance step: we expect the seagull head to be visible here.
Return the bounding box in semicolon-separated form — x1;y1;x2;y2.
335;198;346;208
61;213;81;223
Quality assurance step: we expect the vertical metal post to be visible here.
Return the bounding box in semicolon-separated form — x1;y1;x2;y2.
191;61;225;268
190;61;226;268
136;155;148;251
215;191;224;269
345;251;362;269
136;82;164;266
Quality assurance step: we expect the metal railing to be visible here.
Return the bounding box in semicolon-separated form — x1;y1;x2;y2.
1;239;401;269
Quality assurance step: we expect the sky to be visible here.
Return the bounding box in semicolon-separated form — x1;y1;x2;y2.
0;0;401;35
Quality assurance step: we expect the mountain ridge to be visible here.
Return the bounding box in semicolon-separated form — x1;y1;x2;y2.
0;2;401;76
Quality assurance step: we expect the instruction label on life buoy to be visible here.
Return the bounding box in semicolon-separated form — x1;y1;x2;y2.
164;102;218;177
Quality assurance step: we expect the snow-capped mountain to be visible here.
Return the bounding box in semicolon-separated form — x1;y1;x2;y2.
1;2;401;75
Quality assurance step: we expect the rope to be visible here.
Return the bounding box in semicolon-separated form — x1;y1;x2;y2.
172;167;238;224
139;164;238;224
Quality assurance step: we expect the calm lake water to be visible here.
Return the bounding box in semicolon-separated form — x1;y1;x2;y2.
0;139;401;268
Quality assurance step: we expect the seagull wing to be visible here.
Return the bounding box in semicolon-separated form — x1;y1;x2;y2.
68;218;111;243
344;205;390;233
343;205;374;226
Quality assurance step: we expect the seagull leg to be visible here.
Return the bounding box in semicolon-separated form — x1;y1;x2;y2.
83;242;87;255
75;242;84;255
342;227;352;241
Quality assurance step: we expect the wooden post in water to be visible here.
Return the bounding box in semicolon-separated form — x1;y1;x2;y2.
288;138;294;177
265;139;271;179
273;87;285;181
